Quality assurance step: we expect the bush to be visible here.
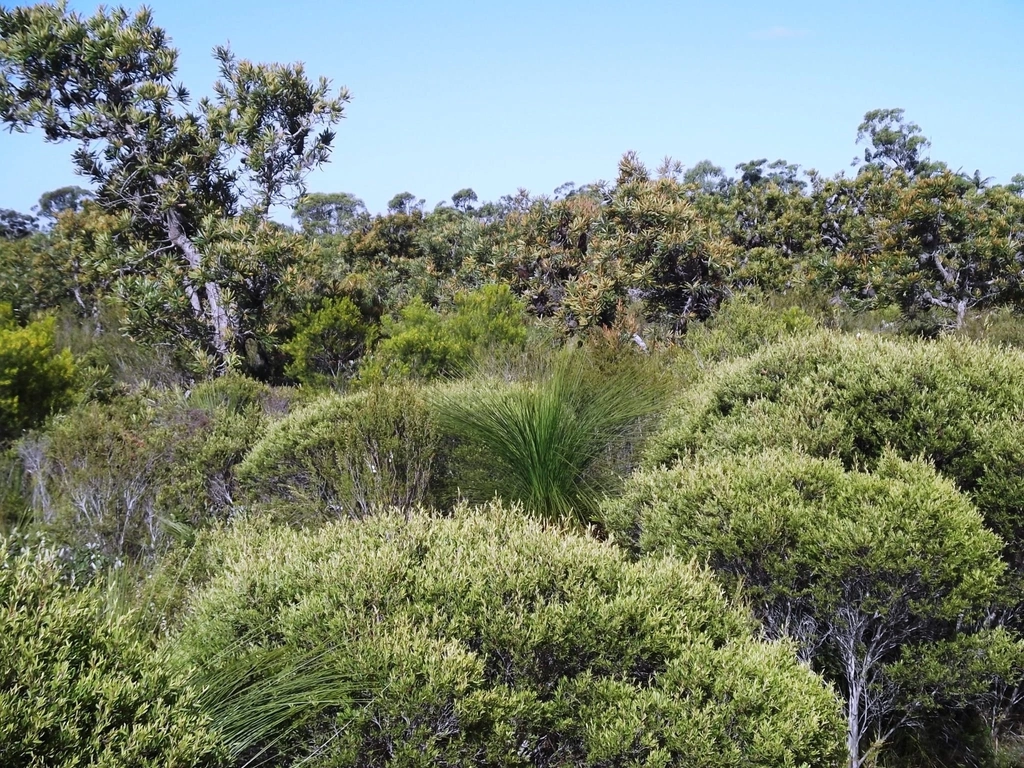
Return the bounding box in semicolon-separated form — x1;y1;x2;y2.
17;376;276;566
171;506;846;767
434;349;668;524
283;296;377;386
0;305;76;442
236;383;441;519
679;290;818;377
603;450;1006;768
647;330;1024;559
358;283;527;384
0;544;224;767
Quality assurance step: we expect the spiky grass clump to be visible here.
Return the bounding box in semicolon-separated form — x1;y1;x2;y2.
434;349;667;524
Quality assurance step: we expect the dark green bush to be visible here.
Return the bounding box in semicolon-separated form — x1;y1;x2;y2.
603;450;1006;768
171;506;846;768
0;305;76;442
0;544;224;767
236;383;441;519
283;296;377;386
648;330;1024;558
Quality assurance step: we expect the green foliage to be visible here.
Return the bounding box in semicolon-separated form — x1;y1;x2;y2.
434;349;668;524
18;376;274;565
648;330;1024;560
282;296;377;385
678;291;818;378
0;306;76;442
359;283;527;384
172;507;846;768
236;384;440;518
603;450;1005;768
0;544;224;767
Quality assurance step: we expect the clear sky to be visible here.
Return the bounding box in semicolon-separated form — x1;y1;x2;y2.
1;0;1023;218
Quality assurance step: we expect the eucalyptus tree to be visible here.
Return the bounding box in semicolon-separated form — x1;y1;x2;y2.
0;2;349;370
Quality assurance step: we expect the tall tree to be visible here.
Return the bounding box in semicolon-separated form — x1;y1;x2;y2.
292;191;367;236
854;108;942;179
35;185;92;222
0;2;349;369
0;208;36;239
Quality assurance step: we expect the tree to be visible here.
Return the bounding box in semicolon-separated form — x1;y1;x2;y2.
0;208;36;239
1008;173;1024;198
815;171;1024;327
387;191;425;215
34;184;92;222
292;191;367;236
854;108;942;178
604;451;1007;768
878;175;1024;326
450;187;477;212
735;158;806;193
0;2;349;369
682;159;732;195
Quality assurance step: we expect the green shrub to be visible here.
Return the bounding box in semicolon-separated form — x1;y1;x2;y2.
679;290;818;377
18;376;276;566
236;383;441;519
0;544;224;767
603;450;1006;768
283;296;377;386
434;349;668;524
358;283;527;384
171;506;846;768
648;330;1024;558
0;305;76;442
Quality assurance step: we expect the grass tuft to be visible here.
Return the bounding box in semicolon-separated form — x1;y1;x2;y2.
434;348;668;525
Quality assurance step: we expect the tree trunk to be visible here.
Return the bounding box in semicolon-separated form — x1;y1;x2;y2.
164;208;234;365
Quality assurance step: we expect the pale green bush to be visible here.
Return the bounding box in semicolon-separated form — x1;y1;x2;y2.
236;384;440;518
678;290;818;377
172;505;846;768
648;331;1024;556
603;450;1006;768
0;544;224;767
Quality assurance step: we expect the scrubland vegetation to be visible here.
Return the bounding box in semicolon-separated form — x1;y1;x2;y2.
4;3;1024;767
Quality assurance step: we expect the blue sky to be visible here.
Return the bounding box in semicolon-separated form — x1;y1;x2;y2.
1;0;1022;218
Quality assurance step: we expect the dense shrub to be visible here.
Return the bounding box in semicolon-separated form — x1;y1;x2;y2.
236;384;440;518
678;290;818;376
648;330;1024;557
603;450;1006;768
172;506;846;767
0;544;224;767
283;296;378;386
358;283;527;384
0;305;76;442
